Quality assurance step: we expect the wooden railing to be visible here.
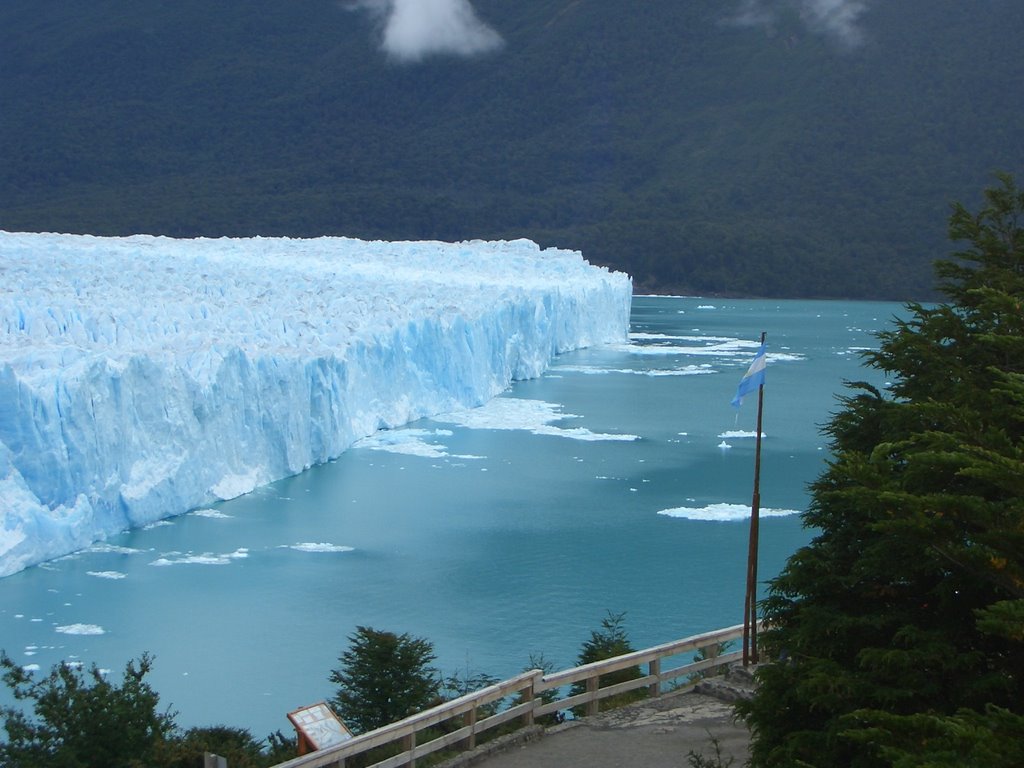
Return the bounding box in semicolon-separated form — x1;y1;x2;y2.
273;623;749;768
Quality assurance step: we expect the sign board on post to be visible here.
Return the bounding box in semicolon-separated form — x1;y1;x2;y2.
287;702;353;756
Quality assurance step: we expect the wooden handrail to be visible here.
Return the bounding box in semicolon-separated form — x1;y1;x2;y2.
273;623;751;768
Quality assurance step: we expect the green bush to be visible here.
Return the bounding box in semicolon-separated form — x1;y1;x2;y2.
0;651;175;768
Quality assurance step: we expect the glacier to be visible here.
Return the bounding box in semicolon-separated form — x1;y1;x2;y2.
0;232;632;577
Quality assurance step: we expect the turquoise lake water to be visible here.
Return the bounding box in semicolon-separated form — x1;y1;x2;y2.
0;296;904;738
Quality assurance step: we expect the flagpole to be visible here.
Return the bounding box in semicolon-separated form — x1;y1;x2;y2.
743;331;766;666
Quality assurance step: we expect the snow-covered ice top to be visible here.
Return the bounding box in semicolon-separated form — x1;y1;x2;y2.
0;232;632;577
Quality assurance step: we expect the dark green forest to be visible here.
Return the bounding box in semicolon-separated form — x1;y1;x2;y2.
2;0;1022;299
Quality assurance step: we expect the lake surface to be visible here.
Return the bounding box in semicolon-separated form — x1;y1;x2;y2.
0;296;902;738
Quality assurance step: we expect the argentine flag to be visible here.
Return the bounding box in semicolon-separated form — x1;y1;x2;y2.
731;340;767;409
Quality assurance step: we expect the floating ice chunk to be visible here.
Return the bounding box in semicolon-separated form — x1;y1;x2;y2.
149;548;249;566
86;570;127;579
657;503;802;521
190;509;234;519
435;398;638;442
85;543;143;555
55;623;105;635
284;543;355;553
356;429;455;458
557;364;714;377
613;338;763;358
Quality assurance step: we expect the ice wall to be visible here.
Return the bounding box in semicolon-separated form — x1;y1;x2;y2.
0;233;632;576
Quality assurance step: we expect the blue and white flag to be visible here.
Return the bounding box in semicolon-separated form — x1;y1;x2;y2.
731;341;767;409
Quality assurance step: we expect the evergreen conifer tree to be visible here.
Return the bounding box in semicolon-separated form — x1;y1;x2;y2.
569;611;643;714
738;175;1024;767
328;626;440;734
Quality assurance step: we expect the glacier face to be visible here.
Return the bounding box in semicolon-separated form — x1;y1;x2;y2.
0;232;632;577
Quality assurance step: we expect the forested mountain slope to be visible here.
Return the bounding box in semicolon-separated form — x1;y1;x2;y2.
2;0;1022;298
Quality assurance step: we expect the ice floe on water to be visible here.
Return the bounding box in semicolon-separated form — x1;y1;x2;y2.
85;543;143;555
355;397;639;457
355;428;482;459
86;571;127;580
622;333;804;365
557;364;714;377
149;548;249;566
190;509;234;519
718;430;766;439
283;543;355;553
55;623;106;635
620;339;764;357
657;503;802;521
434;398;639;442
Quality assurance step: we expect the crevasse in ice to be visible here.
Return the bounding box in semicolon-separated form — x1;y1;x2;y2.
0;232;632;577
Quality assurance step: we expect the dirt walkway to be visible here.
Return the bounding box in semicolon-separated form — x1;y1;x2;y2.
443;686;751;768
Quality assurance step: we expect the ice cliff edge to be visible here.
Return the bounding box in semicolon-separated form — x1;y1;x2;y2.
0;233;632;577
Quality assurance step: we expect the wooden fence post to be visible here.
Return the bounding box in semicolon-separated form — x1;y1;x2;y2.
648;659;661;698
522;674;536;727
462;706;478;751
403;732;416;768
586;676;599;717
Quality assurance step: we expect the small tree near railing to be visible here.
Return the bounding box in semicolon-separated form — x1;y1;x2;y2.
272;623;751;768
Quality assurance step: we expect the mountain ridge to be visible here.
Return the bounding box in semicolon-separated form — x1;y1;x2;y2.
2;0;1022;299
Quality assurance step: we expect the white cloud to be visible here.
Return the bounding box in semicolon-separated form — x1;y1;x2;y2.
799;0;868;47
728;0;870;47
349;0;503;63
